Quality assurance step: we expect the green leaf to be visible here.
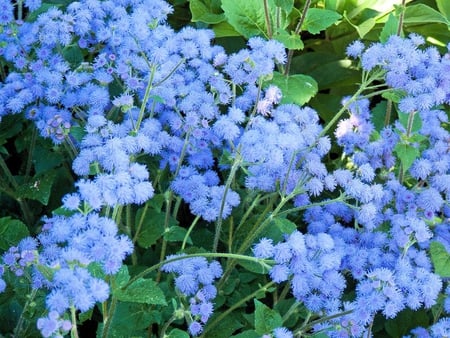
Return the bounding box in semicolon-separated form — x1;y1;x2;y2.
164;225;192;244
384;308;430;338
62;45;84;67
221;0;271;38
135;208;166;248
254;299;283;335
0;217;30;250
381;89;406;104
270;72;318;105
190;0;226;24
33;145;64;174
274;29;304;50
69;125;86;143
394;143;420;173
114;278;167;305
15;171;57;205
380;13;399;43
212;21;241;38
100;303;162;337
0;115;23;148
354;17;376;39
232;330;260;338
263;216;297;242
437;0;450;20
238;259;270;274
167;329;190;338
274;0;294;13
302;8;342;34
403;4;449;25
430;241;450;277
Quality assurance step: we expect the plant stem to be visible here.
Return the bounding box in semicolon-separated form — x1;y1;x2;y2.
13;288;37;338
396;0;407;36
70;305;80;338
213;150;242;252
102;279;118;338
263;0;273;39
181;215;200;250
25;127;37;177
284;0;312;75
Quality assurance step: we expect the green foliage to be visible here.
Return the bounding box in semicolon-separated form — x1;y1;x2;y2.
113;278;167;305
221;0;271;38
302;8;342;35
270;72;318;105
0;217;29;250
430;241;450;278
190;0;225;24
254;299;283;335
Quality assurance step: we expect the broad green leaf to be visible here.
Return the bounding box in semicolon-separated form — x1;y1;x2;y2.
62;45;84;67
212;21;241;38
70;125;86;143
274;0;294;13
0;115;23;148
135;208;166;248
263;216;297;242
354;17;376;39
394;143;420;173
33;145;64;174
430;241;450;277
380;13;399;43
343;11;376;38
403;4;449;26
384;309;430;338
190;0;226;24
114;278;167;305
302;8;342;35
207;312;244;338
274;29;304;50
99;303;162;337
238;259;270;274
167;329;190;338
382;89;406;104
15;171;57;205
254;299;283;335
436;0;450;20
232;330;260;338
163;225;192;244
114;265;131;288
270;72;318;105
0;217;30;250
221;0;271;38
371;101;388;131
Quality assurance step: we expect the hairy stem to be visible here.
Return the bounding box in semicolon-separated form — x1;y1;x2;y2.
213;150;242;252
285;0;312;75
263;0;273;39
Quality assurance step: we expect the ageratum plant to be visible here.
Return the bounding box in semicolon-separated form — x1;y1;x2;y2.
0;0;449;337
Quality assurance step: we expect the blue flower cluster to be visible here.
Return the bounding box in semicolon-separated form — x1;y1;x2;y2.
254;231;345;313
252;34;450;337
239;104;331;198
161;255;223;336
0;212;132;336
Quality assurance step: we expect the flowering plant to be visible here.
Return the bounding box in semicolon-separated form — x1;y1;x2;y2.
0;0;449;337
